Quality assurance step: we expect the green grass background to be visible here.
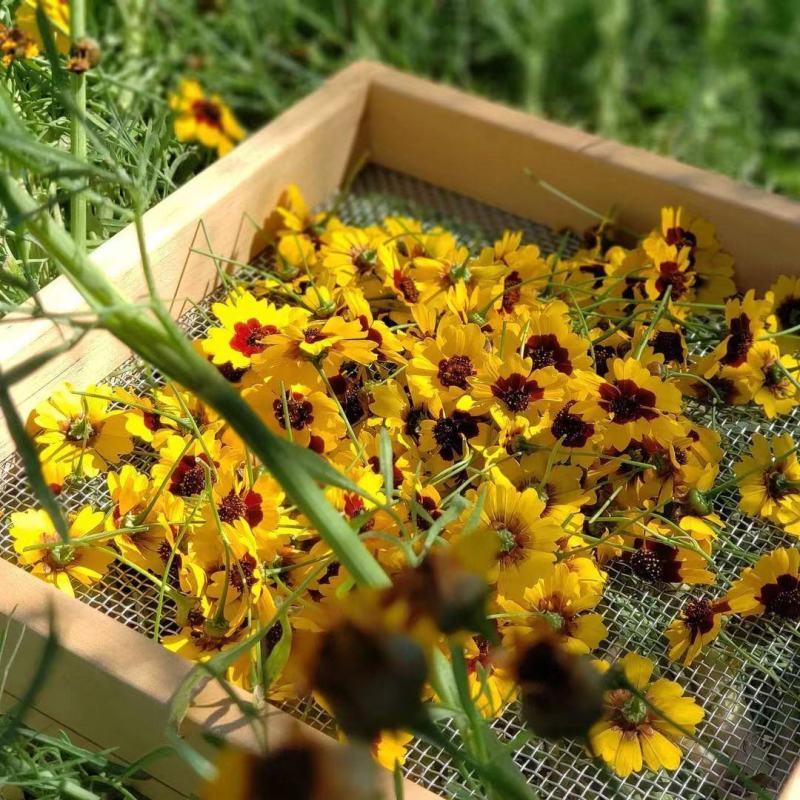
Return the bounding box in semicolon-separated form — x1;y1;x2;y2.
2;0;800;300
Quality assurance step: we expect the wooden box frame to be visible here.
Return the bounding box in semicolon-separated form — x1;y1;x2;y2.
1;60;799;800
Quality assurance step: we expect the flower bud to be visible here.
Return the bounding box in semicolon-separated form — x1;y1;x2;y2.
67;37;101;74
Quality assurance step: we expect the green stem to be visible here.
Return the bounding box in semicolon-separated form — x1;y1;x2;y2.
70;0;87;253
0;172;390;591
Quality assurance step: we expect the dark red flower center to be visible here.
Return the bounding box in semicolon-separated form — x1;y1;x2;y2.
230;553;258;592
599;379;658;423
393;270;420;303
655;261;691;300
432;411;481;461
760;574;800;619
303;326;328;344
524;333;573;374
218;490;247;523
404;404;430;444
170;454;213;497
491;373;543;412
191;99;223;128
682;599;715;638
230;319;277;357
551;401;594;448
437;354;476;390
664;226;697;254
501;271;523;313
650;331;685;364
721;313;753;366
273;392;315;430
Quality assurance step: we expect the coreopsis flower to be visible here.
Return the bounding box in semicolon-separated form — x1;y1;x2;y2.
734;433;800;528
407;315;487;415
644;206;735;302
589;653;704;777
461;635;518;718
169;79;245;158
498;563;607;654
725;547;800;620
518;300;594;375
744;342;800;418
243;380;346;454
15;0;69;53
0;23;39;65
713;290;772;369
574;357;683;451
10;506;112;597
107;465;183;574
664;597;730;666
640;240;695;304
151;433;221;499
766;274;800;354
27;383;134;478
468;484;561;597
621;533;715;586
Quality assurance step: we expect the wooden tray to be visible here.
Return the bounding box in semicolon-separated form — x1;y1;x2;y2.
1;60;799;799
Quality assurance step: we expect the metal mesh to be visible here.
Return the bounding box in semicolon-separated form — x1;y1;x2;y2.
1;165;798;799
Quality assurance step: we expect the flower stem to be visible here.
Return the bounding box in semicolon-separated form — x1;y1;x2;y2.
70;0;87;253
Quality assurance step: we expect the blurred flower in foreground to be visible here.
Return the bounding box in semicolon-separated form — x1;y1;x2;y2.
169;79;245;158
0;24;39;66
9;506;113;597
15;0;70;53
589;653;704;778
201;733;383;800
514;634;604;741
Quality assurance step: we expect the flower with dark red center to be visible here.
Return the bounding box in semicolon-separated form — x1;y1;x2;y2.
216;361;248;382
219;490;247;523
664;226;697;256
329;373;367;425
760;574;800;619
191;98;223;128
721;314;753;366
437;354;476;390
598;379;658;423
524;334;572;374
432;411;481;461
272;392;315;430
501;271;522;313
650;331;685;364
404;404;430;443
170;454;212;497
655;261;691;300
681;599;716;639
414;493;442;531
592;345;616;377
776;297;800;333
491;373;543;412
229;318;277;357
230;553;258;592
626;541;686;583
551;401;594;448
303;327;327;344
393;270;420;303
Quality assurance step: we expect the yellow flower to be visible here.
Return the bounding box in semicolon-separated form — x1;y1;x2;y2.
664;597;730;666
498;563;607;654
766;274;800;354
169;79;245;158
640;239;695;303
725;547;800;619
470;484;561;597
745;341;800;419
589;652;704;777
407;315;488;415
372;730;414;770
27;382;134;478
10;506;112;597
0;23;40;65
461;635;518;718
15;0;69;53
734;433;800;527
713;289;772;369
574;357;682;451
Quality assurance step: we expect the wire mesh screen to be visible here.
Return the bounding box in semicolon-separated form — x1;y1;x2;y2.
1;165;798;799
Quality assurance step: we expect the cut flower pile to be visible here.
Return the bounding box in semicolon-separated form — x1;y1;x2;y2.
7;186;800;781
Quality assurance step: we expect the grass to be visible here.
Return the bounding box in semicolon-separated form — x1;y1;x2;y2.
2;0;800;307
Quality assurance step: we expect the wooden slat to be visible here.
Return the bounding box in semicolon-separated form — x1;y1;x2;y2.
0;60;379;462
365;63;800;292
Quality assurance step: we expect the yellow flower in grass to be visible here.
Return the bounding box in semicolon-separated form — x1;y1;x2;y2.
574;357;682;451
0;23;39;65
734;433;800;528
725;547;800;620
169;79;245;158
498;563;607;654
10;506;112;597
665;596;730;666
27;382;134;478
590;652;704;778
15;0;69;53
469;484;561;598
767;274;800;354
